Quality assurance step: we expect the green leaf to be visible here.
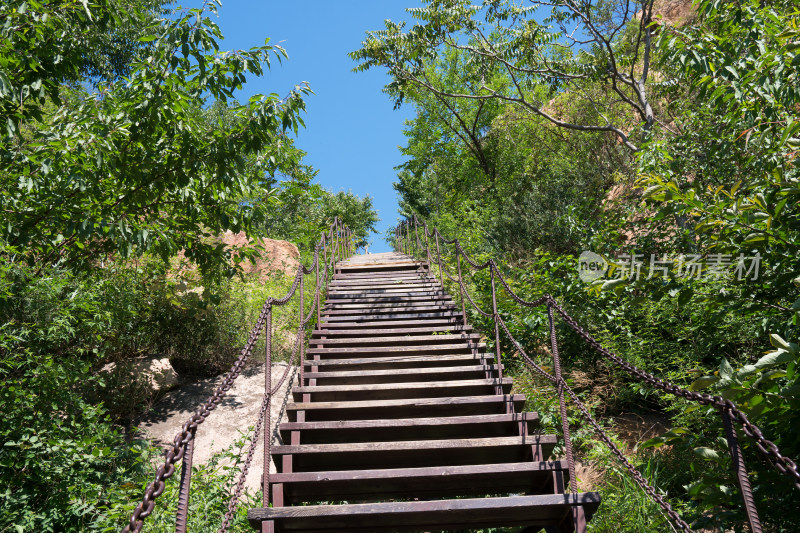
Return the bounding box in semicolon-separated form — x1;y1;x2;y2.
719;359;734;380
753;349;794;369
694;447;721;460
689;375;719;391
770;334;791;351
601;278;627;291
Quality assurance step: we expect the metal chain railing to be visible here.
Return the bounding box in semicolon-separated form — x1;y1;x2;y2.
122;218;353;533
397;216;800;533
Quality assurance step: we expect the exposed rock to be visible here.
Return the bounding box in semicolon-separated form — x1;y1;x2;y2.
651;0;696;28
140;362;297;492
220;230;300;279
101;355;181;394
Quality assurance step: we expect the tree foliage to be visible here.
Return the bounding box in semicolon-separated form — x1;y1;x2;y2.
1;0;310;280
351;0;665;151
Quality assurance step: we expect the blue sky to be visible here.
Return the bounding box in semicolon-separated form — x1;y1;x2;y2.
212;1;421;252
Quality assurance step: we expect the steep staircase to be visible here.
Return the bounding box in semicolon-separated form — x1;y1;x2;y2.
249;252;601;532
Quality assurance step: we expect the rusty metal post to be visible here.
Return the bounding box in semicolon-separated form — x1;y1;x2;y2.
722;408;763;533
404;221;410;256
422;222;432;275
547;304;585;532
315;241;321;327
262;310;273;507
349;227;354;257
456;250;467;327
174;428;196;533
489;263;504;382
434;230;444;289
299;275;305;385
413;218;421;257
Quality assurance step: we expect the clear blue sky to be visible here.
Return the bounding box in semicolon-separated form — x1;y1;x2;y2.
212;1;421;252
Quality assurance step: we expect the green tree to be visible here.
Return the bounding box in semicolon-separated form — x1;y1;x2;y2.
351;0;665;152
1;0;310;281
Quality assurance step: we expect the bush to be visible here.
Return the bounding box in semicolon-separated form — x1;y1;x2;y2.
0;246;307;532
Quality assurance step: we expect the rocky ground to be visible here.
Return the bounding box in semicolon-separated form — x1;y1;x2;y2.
140;361;297;492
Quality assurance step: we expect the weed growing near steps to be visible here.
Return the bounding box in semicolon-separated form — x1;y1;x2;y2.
93;432;261;532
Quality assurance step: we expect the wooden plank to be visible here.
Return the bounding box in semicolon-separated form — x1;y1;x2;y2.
338;261;420;270
329;278;437;286
302;353;485;371
330;279;436;286
327;288;443;296
327;294;448;302
318;318;464;329
285;394;526;422
312;325;473;337
322;311;461;322
301;364;499;383
310;333;481;345
273;461;567;504
323;302;455;311
279;412;538;444
291;378;513;402
333;272;427;281
271;435;558;472
248;493;602;532
306;343;485;355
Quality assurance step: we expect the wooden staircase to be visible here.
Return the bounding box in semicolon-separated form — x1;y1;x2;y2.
249;252;601;532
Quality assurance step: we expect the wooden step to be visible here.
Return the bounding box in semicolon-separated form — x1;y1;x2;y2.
291;378;512;402
312;325;473;337
333;271;428;280
323;305;455;315
327;288;444;297
323;301;455;311
338;261;420;271
303;353;487;372
303;364;499;385
329;279;436;287
286;394;526;421
274;460;567;504
249;493;601;532
306;343;485;358
272;435;558;472
318;318;464;329
329;278;437;286
322;311;462;322
310;333;481;347
279;412;538;444
324;295;451;304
